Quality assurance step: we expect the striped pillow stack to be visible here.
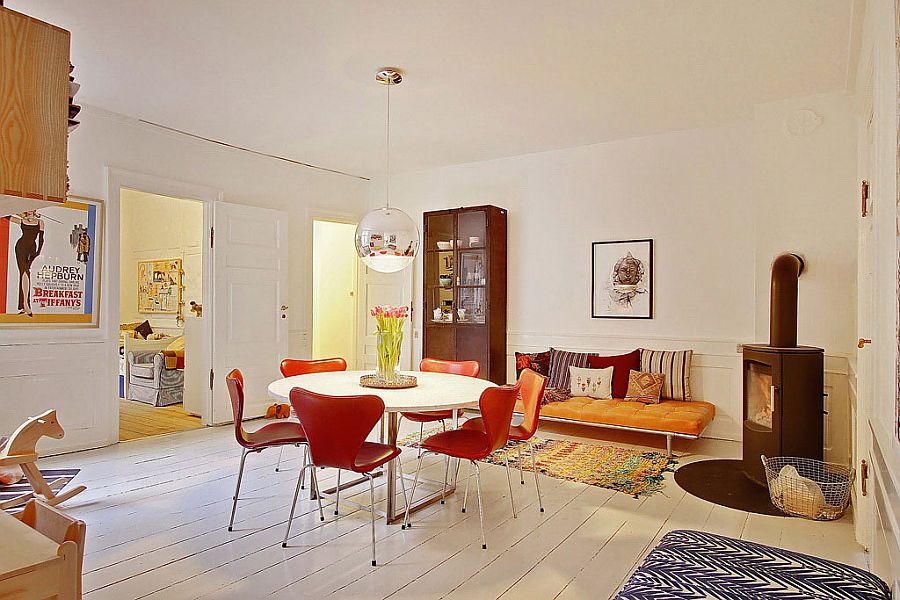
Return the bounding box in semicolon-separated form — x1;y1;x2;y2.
640;349;693;401
548;348;597;390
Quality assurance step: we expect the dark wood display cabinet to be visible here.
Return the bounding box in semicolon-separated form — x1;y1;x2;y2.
423;205;507;384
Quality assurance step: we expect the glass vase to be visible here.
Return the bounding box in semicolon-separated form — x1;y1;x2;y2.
376;330;403;383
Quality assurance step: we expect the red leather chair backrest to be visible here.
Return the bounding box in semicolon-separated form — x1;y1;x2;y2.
226;369;249;447
479;380;522;454
290;387;384;471
518;369;547;438
280;357;347;377
419;358;480;378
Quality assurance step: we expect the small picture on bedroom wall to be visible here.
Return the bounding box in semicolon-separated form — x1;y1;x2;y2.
592;239;653;319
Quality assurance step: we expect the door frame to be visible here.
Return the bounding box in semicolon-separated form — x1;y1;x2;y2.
107;168;221;431
306;208;360;366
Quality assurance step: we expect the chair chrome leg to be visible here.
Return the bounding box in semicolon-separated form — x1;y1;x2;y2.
275;445;284;472
441;454;450;505
529;442;544;513
299;445;307;490
462;459;471;513
473;461;486;549
403;453;425;529
504;452;517;518
310;466;325;522
518;444;525;484
368;474;377;567
417;422;424;457
335;470;341;515
228;448;250;531
282;463;308;547
397;456;410;524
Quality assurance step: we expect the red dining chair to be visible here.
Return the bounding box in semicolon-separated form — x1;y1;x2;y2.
462;368;548;512
401;358;480;453
226;369;307;532
275;357;347;472
403;380;521;550
284;387;409;567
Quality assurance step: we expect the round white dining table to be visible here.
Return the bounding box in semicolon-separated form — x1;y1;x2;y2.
267;370;496;523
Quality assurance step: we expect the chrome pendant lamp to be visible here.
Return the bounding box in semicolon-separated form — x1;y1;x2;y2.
354;68;419;273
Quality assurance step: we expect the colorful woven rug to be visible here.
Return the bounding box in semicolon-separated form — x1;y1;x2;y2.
1;468;80;512
400;430;675;497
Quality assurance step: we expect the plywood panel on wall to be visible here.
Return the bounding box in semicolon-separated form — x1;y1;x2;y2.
0;7;69;203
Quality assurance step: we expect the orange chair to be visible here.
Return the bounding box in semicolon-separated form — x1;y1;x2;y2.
275;357;348;471
401;358;480;452
404;381;521;550
285;387;408;566
462;368;548;512
226;369;307;531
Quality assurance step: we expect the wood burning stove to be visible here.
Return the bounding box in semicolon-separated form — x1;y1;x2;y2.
742;253;824;485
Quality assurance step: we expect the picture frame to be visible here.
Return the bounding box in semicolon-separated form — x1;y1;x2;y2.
591;239;653;319
0;195;103;328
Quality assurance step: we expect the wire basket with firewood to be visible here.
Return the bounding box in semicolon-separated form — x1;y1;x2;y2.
761;456;853;521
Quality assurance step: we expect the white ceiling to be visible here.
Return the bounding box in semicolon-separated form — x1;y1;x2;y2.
12;0;854;178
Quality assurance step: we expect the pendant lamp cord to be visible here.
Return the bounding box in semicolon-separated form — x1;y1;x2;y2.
385;82;391;209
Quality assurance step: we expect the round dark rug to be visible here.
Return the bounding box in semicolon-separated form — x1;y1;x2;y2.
674;459;784;516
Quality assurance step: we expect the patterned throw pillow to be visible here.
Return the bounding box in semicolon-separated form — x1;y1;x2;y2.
569;366;614;399
625;370;665;404
548;348;596;390
640;349;693;401
515;350;551;378
541;387;572;406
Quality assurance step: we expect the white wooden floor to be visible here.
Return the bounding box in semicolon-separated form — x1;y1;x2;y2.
39;420;867;600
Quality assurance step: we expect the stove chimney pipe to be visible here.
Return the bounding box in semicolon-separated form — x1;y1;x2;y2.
769;253;805;348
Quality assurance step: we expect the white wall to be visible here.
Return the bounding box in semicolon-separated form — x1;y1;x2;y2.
119;189;204;329
379;92;857;448
0;105;369;454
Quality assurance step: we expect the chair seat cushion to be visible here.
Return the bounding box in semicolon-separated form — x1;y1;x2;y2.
421;429;490;460
352;442;401;472
401;410;454;423
243;421;306;449
515;396;715;437
617;529;890;600
130;363;155;379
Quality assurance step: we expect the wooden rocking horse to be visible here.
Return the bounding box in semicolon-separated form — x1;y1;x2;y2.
0;410;86;510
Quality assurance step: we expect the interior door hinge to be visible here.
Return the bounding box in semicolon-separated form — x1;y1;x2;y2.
861;459;868;496
861;180;869;218
209;369;214;390
210;226;215;248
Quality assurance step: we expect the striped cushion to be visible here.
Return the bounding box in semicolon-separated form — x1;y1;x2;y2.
640;349;693;401
548;348;596;390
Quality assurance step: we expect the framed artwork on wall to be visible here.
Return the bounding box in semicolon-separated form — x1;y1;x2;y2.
592;238;653;319
137;258;183;315
0;195;103;328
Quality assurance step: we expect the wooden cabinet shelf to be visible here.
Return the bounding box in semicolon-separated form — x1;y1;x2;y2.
0;7;71;214
423;205;507;384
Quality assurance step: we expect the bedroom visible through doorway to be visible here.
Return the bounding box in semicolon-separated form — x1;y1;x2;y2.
311;220;358;367
118;188;205;441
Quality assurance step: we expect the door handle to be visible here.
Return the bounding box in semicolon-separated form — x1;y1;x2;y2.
281;305;289;311
858;338;872;348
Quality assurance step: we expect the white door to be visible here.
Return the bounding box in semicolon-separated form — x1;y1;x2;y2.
212;202;289;424
357;265;414;371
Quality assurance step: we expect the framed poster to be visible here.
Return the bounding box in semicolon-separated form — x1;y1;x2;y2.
592;239;653;319
0;196;102;328
137;258;182;314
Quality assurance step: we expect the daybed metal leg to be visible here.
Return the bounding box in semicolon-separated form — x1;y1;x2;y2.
666;435;673;458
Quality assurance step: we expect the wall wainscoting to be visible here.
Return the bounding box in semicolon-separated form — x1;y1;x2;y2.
506;331;850;462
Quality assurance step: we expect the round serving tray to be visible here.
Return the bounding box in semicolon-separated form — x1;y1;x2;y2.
359;373;418;389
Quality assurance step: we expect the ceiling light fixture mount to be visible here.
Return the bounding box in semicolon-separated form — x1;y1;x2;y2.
355;67;419;273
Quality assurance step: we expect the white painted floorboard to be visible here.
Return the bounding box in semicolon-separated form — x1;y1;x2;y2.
38;420;867;599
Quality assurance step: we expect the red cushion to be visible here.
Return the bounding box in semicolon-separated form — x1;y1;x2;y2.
515;350;551;378
353;442;401;472
421;429;491;460
588;350;640;399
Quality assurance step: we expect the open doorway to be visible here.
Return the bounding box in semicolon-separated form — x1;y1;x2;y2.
311;220;358;367
118;188;206;441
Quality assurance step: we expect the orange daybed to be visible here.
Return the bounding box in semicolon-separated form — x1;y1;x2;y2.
515;396;716;456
